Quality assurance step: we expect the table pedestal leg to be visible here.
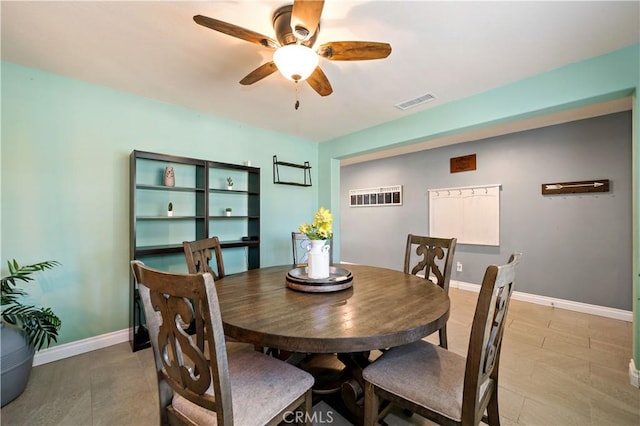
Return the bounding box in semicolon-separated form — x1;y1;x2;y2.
337;351;371;425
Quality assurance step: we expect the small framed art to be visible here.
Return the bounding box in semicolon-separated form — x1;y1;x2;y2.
349;185;402;207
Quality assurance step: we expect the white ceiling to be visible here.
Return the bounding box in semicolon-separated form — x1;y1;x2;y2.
2;1;639;145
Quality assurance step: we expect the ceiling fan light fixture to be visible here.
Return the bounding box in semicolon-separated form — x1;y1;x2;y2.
273;44;318;82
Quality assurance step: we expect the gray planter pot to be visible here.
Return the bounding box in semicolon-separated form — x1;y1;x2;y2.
1;324;35;407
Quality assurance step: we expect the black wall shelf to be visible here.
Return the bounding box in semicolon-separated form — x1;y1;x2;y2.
130;150;261;351
273;155;312;187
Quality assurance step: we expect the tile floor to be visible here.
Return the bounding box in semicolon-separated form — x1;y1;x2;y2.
1;288;638;425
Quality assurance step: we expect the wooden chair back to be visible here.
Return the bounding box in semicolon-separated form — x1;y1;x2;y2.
183;236;225;279
291;232;334;267
131;261;232;425
461;252;521;425
404;234;457;292
404;235;457;347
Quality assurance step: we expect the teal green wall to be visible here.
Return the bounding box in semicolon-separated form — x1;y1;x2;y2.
318;44;640;369
1;62;318;345
2;43;639;369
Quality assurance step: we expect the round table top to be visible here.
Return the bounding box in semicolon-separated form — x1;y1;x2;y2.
215;264;450;353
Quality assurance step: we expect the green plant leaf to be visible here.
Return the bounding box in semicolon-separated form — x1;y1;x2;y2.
1;259;62;350
3;305;62;351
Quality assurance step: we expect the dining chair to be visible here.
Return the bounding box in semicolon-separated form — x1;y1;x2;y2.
362;253;521;426
292;232;334;266
182;236;228;345
131;260;314;426
183;236;225;279
404;234;457;348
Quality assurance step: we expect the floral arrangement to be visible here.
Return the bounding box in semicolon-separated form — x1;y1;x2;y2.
298;207;333;240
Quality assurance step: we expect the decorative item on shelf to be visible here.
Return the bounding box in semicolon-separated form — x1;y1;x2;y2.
167;202;173;217
226;177;234;190
225;207;232;217
164;167;175;187
298;207;333;279
1;260;62;407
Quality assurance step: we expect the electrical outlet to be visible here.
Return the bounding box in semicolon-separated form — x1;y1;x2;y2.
456;261;462;272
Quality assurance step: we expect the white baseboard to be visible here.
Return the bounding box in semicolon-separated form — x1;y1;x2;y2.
630;359;640;388
33;328;130;367
450;280;633;322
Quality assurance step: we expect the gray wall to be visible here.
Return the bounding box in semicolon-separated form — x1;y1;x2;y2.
340;112;632;311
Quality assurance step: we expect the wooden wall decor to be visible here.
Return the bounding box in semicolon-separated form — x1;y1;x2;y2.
450;154;476;173
541;179;609;195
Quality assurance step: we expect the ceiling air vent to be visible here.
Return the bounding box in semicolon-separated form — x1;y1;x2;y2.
394;93;436;111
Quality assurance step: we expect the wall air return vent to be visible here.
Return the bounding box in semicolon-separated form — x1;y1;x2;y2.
394;93;436;111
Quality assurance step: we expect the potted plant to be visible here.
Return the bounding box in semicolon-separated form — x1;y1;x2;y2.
1;260;62;406
167;202;173;217
226;177;234;190
225;207;232;217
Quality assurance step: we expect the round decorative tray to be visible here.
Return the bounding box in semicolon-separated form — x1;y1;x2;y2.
286;266;353;293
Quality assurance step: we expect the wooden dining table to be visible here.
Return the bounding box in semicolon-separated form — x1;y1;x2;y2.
215;263;450;424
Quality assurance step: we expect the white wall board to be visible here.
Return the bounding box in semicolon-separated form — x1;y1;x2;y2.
428;184;501;245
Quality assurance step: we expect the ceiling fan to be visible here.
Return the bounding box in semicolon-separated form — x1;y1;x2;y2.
193;0;392;97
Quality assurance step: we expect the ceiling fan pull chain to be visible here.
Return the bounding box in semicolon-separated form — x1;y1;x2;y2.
295;81;300;110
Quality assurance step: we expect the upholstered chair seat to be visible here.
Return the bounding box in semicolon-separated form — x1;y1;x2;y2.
172;346;314;426
363;340;466;422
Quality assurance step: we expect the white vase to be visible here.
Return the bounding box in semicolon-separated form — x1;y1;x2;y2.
164;167;175;187
307;239;330;279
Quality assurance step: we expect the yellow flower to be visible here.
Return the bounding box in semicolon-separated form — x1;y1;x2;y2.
314;207;333;224
317;227;330;239
298;223;312;234
299;207;333;240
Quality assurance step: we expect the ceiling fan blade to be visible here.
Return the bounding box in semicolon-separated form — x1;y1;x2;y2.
239;62;278;85
306;66;333;96
318;41;392;61
291;0;325;40
194;15;278;48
